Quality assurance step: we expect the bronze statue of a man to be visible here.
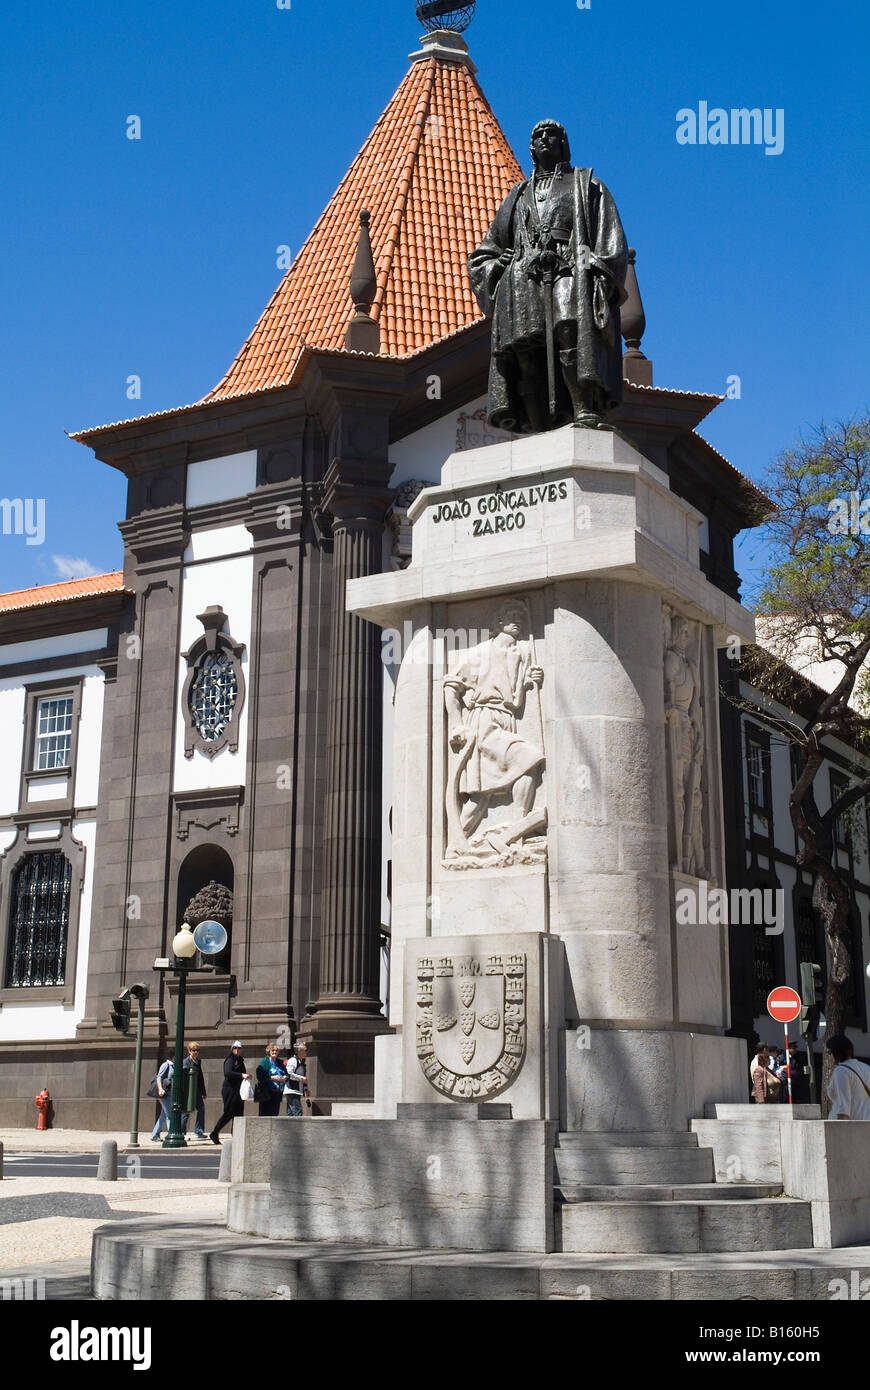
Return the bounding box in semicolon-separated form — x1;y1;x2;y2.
468;120;628;434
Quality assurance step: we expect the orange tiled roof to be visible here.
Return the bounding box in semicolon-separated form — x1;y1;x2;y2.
204;49;523;402
0;572;125;614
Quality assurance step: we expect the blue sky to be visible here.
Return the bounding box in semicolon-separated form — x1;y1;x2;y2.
1;0;867;596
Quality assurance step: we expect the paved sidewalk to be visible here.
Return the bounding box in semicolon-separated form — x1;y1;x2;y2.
0;1126;228;1279
0;1127;226;1153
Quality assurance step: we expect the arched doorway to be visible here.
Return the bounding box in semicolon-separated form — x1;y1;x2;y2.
176;844;234;974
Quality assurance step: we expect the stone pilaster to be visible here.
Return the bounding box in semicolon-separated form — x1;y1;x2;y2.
302;449;393;1101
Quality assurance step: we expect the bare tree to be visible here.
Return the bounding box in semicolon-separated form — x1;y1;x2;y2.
743;415;870;1109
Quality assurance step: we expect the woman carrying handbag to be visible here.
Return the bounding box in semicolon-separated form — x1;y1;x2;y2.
209;1041;251;1144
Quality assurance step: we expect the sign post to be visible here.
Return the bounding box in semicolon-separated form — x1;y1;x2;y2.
767;986;802;1105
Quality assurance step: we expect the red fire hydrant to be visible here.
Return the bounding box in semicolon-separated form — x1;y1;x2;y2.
35;1088;51;1130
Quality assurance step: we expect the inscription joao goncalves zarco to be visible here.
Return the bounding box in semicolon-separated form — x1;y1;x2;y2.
416;952;526;1100
430;480;569;538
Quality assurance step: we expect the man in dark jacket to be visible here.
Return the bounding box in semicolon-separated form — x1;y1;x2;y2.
209;1042;250;1143
181;1042;207;1139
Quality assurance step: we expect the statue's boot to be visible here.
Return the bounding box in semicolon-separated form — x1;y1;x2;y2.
560;352;610;430
517;380;547;434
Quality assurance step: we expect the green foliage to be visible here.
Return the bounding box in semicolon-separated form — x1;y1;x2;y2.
757;415;870;640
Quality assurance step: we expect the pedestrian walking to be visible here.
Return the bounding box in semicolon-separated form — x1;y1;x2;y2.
181;1042;207;1138
209;1041;250;1143
284;1042;308;1116
256;1041;288;1117
826;1034;870;1119
150;1057;173;1141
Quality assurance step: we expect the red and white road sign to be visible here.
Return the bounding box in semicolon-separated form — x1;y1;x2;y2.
767;986;802;1024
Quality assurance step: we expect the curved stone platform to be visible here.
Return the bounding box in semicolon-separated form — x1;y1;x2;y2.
90;1217;870;1301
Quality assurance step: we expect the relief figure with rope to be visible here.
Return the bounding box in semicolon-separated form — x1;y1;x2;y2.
443;596;547;868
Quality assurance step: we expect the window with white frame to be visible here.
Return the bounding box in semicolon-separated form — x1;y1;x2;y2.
33;696;74;770
747;738;767;810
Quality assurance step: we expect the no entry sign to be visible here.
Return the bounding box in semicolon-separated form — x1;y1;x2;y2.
767;986;802;1024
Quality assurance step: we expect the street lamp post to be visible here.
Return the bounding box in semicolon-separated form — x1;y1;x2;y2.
158;924;199;1150
154;919;229;1151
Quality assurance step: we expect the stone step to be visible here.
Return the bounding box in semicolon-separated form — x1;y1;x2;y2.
92;1215;867;1300
556;1182;783;1203
554;1145;714;1186
556;1131;699;1148
559;1198;814;1254
702;1103;820;1121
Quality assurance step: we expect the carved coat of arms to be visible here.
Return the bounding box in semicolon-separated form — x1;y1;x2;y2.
415;953;526;1100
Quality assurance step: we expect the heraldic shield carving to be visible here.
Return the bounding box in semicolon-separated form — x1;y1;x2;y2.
415;952;526;1100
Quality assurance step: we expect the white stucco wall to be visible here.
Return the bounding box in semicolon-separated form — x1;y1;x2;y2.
75;672;105;806
173;534;253;794
388;395;488;489
186;452;257;509
0;627;108;668
0;684;25;816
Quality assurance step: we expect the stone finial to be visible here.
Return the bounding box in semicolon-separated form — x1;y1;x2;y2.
345;210;380;353
183;879;233;928
622;248;653;387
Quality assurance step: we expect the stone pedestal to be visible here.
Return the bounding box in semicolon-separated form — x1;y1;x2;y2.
348;425;755;1130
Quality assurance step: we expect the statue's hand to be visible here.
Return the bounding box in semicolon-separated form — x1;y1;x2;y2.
497;248;514;268
527;667;544;688
449;727;468;752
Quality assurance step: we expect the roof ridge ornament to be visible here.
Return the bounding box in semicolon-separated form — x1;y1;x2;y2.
409;2;477;70
415;2;476;33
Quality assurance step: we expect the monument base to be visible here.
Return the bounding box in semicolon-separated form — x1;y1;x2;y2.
91;1217;870;1302
228;1116;555;1252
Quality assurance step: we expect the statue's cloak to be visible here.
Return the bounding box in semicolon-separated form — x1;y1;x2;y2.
468;167;628;432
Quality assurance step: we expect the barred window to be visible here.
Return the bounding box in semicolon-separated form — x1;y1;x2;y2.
34;697;74;770
189;651;238;743
4;853;71;988
753;919;778;1017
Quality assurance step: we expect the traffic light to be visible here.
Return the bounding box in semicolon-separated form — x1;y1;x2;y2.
799;962;823;1040
110;989;132;1034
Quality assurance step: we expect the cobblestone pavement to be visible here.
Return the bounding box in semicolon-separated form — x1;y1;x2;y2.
0;1126;227;1289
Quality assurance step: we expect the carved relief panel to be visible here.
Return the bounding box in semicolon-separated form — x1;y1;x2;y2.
441;593;547;870
663;603;708;877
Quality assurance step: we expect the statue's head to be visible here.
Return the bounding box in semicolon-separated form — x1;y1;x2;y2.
530;120;571;172
492;597;527;638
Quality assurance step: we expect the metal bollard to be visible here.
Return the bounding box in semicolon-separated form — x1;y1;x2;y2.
97;1139;118;1181
218;1137;232;1183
